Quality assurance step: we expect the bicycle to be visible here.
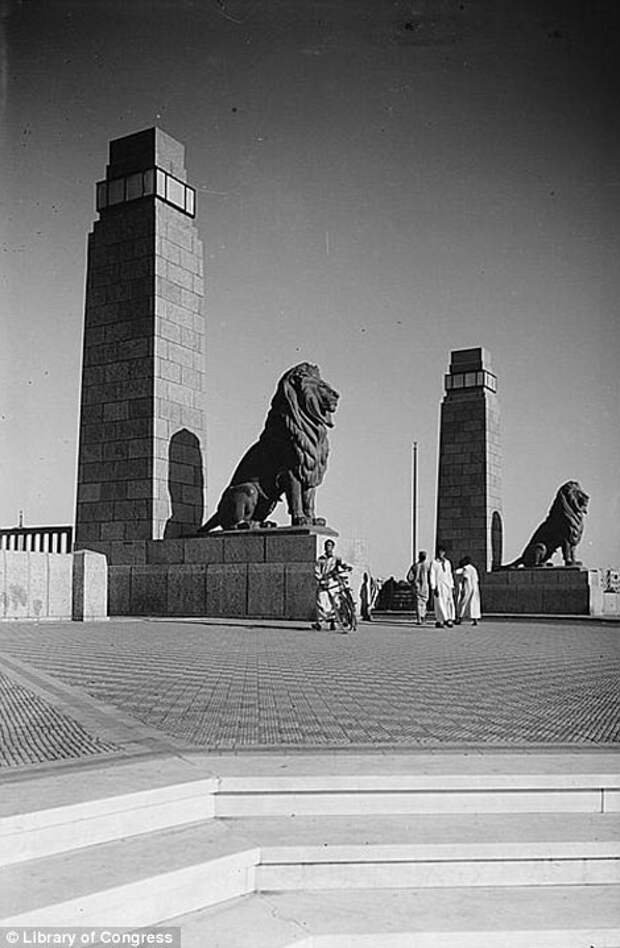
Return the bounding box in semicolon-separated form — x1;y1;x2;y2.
328;566;358;633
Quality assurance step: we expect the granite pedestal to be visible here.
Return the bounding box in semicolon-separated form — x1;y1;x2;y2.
106;527;368;621
481;567;598;616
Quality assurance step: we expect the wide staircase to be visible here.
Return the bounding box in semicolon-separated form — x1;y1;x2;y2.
1;751;619;946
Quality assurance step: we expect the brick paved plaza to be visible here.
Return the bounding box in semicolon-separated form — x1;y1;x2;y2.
0;618;618;769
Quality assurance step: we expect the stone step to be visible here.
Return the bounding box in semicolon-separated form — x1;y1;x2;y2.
2;811;618;926
156;885;620;948
213;753;620;817
245;812;620;890
2;752;618;865
0;820;259;927
0;756;218;866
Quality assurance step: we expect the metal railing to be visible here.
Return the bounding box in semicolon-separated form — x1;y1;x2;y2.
0;526;73;554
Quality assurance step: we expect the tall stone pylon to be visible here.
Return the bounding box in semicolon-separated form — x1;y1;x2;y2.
435;347;503;572
74;128;206;558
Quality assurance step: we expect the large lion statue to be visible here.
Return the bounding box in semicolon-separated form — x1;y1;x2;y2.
501;480;589;568
198;363;339;532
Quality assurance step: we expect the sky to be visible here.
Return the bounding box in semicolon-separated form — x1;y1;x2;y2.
1;0;618;576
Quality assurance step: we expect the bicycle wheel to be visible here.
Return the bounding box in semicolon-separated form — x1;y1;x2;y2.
339;591;357;632
325;589;344;630
346;591;358;632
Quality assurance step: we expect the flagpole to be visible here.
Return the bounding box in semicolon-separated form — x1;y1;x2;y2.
411;441;418;566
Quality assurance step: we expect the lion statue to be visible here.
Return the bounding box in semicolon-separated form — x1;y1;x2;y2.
198;363;339;532
501;480;589;568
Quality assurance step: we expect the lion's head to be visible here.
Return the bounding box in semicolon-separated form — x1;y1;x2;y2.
550;480;589;544
267;363;340;488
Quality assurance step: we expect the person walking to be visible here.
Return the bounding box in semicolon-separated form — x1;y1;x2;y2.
429;546;455;628
360;572;375;622
455;556;481;626
407;551;431;625
312;539;347;631
369;574;381;614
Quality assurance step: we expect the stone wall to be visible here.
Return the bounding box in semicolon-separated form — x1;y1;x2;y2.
75;199;157;545
153;198;206;539
106;529;367;622
481;568;593;615
0;550;107;621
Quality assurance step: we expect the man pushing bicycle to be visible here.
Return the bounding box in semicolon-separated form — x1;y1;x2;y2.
311;539;354;632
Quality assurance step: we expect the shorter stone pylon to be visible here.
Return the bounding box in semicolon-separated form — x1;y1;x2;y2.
435;347;503;572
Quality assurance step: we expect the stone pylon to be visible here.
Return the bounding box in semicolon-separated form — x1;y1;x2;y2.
435;347;503;573
74;128;206;559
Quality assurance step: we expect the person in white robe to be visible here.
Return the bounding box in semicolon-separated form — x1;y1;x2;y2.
430;547;455;628
312;539;348;631
455;556;481;625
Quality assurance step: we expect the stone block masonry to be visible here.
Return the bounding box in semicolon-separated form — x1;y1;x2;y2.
480;568;597;615
75;128;206;556
105;528;368;622
436;348;503;573
0;550;107;621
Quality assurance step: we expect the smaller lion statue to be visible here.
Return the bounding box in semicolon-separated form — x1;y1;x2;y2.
198;363;339;532
501;480;589;569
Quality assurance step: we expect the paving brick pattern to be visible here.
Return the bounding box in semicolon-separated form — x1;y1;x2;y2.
0;619;618;764
0;671;119;767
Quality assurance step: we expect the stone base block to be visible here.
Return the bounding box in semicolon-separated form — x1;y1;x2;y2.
72;550;108;621
481;567;597;615
205;563;248;617
130;566;168;616
109;566;131;616
75;540;147;566
167;565;207;616
106;527;367;621
48;556;73;618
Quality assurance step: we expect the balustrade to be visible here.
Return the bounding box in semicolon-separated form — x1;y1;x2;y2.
0;526;73;554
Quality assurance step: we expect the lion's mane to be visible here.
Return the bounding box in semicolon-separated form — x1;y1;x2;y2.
263;363;331;488
546;481;588;547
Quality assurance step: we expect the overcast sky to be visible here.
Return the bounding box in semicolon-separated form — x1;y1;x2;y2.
1;0;618;575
